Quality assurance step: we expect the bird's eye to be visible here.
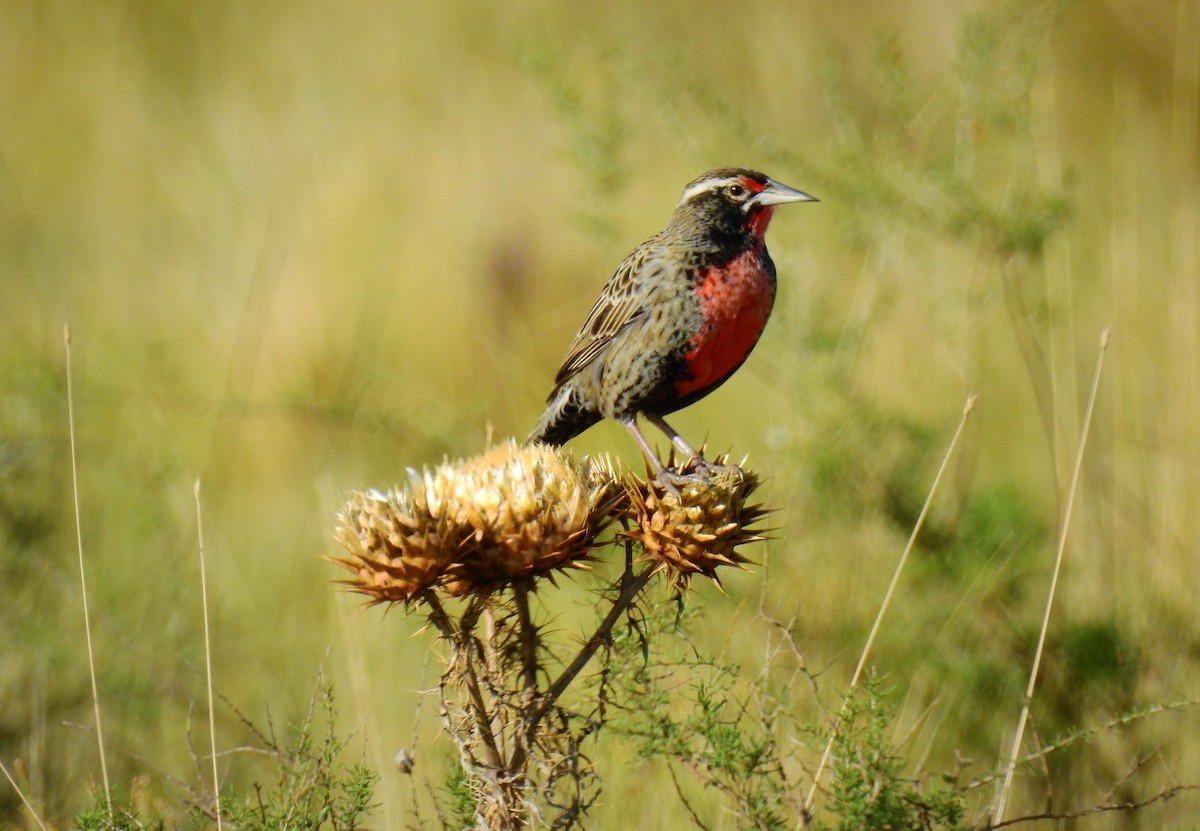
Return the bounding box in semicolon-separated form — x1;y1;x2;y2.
727;183;748;199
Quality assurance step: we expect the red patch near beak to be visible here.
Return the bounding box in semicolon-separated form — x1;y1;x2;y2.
741;176;767;193
742;176;772;237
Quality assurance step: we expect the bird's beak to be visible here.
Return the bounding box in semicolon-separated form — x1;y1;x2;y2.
753;179;818;207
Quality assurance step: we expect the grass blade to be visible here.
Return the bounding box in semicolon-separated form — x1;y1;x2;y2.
196;478;223;829
992;329;1110;824
64;324;112;818
804;395;977;818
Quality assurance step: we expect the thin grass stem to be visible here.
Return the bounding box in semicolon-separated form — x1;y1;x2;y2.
195;478;223;830
992;329;1110;824
1;760;50;831
803;395;977;820
64;324;112;817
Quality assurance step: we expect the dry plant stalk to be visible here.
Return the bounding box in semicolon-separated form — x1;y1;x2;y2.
992;329;1110;824
64;323;113;819
0;760;50;831
804;395;977;817
194;478;223;830
332;441;768;829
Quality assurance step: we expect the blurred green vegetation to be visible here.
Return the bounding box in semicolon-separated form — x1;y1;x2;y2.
2;0;1198;827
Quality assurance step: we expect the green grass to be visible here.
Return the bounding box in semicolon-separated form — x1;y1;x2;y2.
2;0;1199;827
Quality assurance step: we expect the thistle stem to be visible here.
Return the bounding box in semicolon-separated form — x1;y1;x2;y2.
422;592;504;770
529;564;656;732
513;582;539;698
509;582;541;772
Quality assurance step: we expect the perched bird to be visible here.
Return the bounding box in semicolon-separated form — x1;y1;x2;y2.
527;168;816;473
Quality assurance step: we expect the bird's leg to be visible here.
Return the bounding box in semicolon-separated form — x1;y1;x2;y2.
622;419;667;476
644;413;702;467
623;419;684;500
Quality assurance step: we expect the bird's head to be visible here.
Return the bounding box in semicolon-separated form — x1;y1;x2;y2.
671;168;817;245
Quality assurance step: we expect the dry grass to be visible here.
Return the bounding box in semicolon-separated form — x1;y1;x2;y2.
62;325;111;819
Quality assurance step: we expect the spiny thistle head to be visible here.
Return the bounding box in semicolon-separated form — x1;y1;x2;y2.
332;441;625;604
624;457;768;589
334;488;456;605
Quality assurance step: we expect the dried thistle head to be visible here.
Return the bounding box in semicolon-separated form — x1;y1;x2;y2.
440;442;625;594
624;457;768;588
332;441;626;604
333;488;459;605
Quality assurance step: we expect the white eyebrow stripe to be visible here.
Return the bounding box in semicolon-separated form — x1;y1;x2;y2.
677;176;743;206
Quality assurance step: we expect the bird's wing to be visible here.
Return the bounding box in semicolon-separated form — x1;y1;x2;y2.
551;245;653;389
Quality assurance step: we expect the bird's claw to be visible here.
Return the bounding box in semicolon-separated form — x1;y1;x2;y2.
654;457;745;502
654;466;712;500
653;470;686;501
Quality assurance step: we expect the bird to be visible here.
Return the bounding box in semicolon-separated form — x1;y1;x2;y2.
526;167;816;475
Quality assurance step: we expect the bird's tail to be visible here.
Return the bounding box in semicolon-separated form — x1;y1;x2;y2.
525;384;601;447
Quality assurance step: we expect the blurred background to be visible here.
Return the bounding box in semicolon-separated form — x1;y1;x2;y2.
2;0;1197;827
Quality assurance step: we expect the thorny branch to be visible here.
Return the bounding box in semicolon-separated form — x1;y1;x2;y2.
418;555;656;830
965;699;1200;790
423;591;505;771
529;563;656;732
988;783;1200;829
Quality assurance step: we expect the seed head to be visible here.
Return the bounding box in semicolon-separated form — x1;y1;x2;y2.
333;487;459;605
332;441;625;604
624;457;768;588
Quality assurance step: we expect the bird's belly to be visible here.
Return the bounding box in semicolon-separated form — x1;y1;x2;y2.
674;250;776;398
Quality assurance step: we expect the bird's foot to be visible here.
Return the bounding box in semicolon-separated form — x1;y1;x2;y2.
653;469;686;501
654;456;747;502
676;450;734;476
